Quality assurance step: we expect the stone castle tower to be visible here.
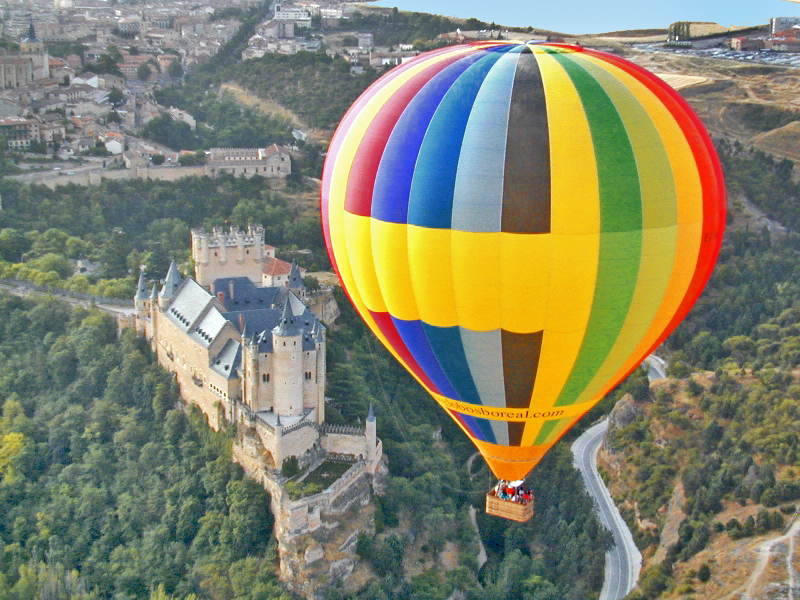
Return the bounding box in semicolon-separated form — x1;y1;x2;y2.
192;225;269;288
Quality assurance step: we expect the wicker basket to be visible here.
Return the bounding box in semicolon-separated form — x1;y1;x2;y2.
485;490;534;522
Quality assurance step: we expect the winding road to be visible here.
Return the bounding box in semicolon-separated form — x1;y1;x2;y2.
571;355;664;599
573;419;642;600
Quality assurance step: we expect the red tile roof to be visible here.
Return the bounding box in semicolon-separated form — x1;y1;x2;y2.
263;256;292;276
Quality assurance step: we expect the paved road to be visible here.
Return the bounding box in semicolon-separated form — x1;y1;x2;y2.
644;355;667;380
572;419;642;600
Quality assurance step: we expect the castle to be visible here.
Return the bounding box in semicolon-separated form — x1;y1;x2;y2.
134;226;383;556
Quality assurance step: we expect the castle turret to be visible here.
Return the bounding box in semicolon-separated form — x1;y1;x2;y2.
134;270;149;312
366;403;377;470
287;261;304;292
158;260;182;306
272;300;303;417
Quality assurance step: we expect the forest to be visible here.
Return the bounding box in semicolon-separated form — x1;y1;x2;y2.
0;175;328;300
0;296;284;598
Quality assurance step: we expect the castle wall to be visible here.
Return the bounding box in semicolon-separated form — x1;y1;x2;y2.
153;309;238;430
274;421;318;466
322;431;371;459
301;349;320;411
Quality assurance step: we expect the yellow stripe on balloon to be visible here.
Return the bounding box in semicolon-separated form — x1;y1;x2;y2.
327;47;478;344
567;56;679;405
342;213;387;313
370;218;419;321
532;47;600;236
451;230;501;331
407;225;459;326
499;233;550;333
448;231;551;332
525;49;601;424
523;232;599;428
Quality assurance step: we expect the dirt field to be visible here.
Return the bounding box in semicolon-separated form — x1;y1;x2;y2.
220;83;329;144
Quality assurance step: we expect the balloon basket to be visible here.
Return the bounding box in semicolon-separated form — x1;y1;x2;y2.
485;489;534;522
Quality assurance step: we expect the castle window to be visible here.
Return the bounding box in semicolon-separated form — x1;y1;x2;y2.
283;341;286;346
214;251;217;257
262;374;267;383
266;373;270;382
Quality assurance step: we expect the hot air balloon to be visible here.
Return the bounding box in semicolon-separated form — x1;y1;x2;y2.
321;42;725;521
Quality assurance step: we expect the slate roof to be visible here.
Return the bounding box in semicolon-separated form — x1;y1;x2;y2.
209;338;241;379
162;275;323;358
274;298;299;337
213;276;286;310
164;278;218;340
159;260;183;300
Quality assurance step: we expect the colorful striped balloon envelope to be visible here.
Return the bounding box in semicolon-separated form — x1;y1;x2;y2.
321;42;726;481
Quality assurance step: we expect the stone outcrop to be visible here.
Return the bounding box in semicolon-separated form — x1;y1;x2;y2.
233;425;388;599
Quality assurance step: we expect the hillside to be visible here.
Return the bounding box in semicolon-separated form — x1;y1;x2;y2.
622;50;800;162
600;372;800;599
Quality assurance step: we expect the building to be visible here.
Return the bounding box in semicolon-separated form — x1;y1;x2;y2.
771;17;800;35
135;224;382;493
205;145;291;178
730;36;765;51
263;255;306;288
0;57;34;89
0;116;40;148
19;21;51;80
273;4;312;27
358;32;373;50
766;30;800;52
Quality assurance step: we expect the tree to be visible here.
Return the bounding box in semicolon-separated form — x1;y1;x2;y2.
107;87;124;107
167;59;182;79
137;63;151;82
151;154;165;165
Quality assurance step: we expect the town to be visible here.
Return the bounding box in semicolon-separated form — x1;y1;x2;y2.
2;0;799;190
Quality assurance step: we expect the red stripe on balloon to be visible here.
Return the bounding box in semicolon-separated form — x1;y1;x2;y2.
581;47;725;347
343;52;472;217
368;309;442;394
321;46;471;273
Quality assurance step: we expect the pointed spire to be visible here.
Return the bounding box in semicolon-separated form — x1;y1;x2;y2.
159;260;183;300
367;403;375;422
288;261;303;289
26;17;37;42
273;299;299;337
275;414;282;427
149;283;158;300
134;270;148;300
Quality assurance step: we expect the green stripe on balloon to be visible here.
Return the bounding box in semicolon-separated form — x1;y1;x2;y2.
551;50;643;408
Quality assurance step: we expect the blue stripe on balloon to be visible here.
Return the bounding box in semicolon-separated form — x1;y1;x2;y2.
456;412;484;440
451;47;520;233
391;317;461;399
407;47;511;229
422;323;482;404
472;416;499;444
371;51;487;224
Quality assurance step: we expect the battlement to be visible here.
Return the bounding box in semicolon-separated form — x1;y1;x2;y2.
191;225;269;287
